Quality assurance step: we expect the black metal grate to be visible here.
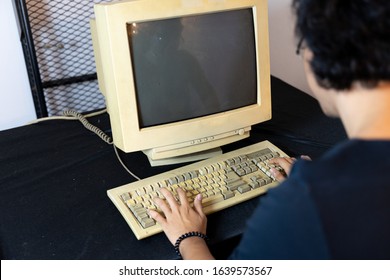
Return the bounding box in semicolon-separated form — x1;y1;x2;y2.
24;0;112;116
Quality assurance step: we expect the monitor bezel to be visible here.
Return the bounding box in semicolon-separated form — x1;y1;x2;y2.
92;0;271;159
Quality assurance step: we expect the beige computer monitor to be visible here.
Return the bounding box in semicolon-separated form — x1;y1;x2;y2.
91;0;271;166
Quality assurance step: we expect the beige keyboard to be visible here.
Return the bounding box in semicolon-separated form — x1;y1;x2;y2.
107;140;288;240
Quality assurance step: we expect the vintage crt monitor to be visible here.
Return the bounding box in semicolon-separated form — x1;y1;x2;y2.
90;0;271;166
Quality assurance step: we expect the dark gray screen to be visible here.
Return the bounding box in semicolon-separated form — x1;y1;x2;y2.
128;9;257;128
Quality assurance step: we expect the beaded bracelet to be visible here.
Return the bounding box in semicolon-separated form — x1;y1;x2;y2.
174;231;208;259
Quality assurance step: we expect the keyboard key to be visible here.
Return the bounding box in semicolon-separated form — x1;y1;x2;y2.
141;218;155;228
222;190;235;199
238;184;251;194
226;180;247;191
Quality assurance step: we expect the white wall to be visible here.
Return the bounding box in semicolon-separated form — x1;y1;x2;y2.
268;0;311;94
0;0;310;131
0;0;36;131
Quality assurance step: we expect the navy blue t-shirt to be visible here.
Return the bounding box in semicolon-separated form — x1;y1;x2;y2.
229;140;390;259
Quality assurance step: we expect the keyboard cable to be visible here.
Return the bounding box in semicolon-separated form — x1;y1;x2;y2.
28;109;142;181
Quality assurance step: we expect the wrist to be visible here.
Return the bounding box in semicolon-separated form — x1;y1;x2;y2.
174;231;210;259
179;237;213;260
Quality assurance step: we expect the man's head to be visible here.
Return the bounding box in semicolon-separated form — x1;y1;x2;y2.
293;0;390;91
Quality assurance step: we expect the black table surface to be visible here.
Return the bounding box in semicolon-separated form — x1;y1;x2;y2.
0;77;347;259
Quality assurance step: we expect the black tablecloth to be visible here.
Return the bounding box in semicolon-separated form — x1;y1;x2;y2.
0;77;347;259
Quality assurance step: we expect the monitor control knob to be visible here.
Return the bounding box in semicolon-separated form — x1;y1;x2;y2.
238;129;245;135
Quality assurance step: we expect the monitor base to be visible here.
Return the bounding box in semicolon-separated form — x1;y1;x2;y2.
144;147;222;167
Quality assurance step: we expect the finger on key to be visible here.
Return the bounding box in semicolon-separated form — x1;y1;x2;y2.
153;196;171;214
160;188;179;208
177;187;189;206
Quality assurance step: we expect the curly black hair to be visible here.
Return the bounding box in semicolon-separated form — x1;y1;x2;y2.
292;0;390;90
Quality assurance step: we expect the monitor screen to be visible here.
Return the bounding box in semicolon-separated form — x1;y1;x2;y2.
128;9;257;128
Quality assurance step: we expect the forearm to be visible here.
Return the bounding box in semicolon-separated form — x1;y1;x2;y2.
179;237;215;260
